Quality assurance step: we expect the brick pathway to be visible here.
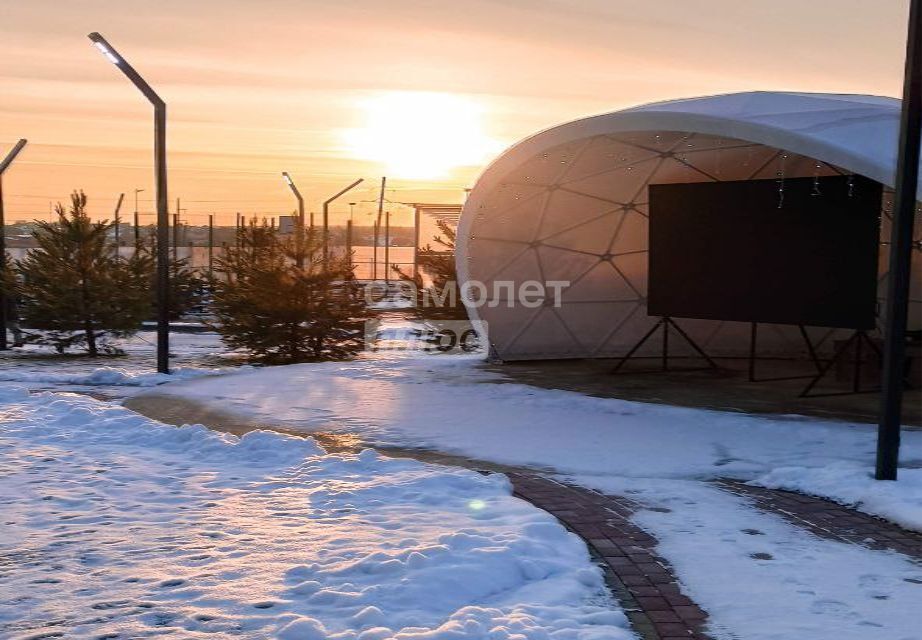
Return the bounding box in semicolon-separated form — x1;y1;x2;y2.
508;473;712;640
508;473;922;640
716;479;922;560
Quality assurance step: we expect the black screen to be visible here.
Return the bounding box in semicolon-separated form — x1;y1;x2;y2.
647;175;882;330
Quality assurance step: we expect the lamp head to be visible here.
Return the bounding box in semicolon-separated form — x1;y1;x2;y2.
0;139;28;175
88;32;120;65
282;172;294;186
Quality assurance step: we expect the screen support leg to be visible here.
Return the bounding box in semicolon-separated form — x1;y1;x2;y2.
665;317;719;369
749;323;825;382
610;319;664;374
799;331;885;398
611;317;718;374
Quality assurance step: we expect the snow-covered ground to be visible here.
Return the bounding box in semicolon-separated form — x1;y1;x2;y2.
3;318;921;640
135;352;922;640
146;353;922;531
579;475;922;640
0;331;235;399
0;385;628;639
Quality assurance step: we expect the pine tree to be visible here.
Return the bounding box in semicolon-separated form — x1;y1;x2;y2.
133;233;204;320
16;191;151;355
393;219;468;319
210;220;368;363
0;252;24;347
165;257;204;319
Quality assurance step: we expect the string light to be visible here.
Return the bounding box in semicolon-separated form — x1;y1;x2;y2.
776;153;788;208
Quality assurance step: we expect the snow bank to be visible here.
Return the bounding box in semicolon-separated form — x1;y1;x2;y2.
0;390;629;639
752;462;922;532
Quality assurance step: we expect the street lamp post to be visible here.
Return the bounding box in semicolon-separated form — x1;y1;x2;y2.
208;213;214;278
876;0;922;480
374;177;386;280
0;138;28;351
89;32;170;374
282;172;305;268
346;202;357;269
323;179;363;265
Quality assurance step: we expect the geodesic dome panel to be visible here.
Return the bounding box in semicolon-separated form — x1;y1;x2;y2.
458;92;922;361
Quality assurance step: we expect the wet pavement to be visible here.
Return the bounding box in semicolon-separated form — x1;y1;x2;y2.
492;358;922;427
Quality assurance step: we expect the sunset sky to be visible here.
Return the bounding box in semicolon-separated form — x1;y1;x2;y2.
0;0;912;227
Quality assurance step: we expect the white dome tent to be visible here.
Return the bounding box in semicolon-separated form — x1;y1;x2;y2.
457;92;922;361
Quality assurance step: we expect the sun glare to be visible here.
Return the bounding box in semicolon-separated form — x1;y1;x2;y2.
343;91;502;180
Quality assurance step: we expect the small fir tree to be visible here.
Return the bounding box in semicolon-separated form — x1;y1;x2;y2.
210;221;367;363
134;233;204;320
16;191;151;355
393;219;468;319
0;253;24;347
166;257;205;319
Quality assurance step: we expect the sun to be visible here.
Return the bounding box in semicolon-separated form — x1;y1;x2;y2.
343;91;503;180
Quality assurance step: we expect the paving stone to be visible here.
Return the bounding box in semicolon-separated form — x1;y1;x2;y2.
508;473;716;640
656;622;695;636
635;596;671;611
674;605;708;621
648;610;683;623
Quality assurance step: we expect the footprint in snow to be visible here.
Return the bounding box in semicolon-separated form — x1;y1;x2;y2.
809;599;853;616
91;600;131;610
159;578;185;588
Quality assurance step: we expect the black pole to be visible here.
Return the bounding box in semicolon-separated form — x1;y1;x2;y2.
172;212;179;262
282;173;305;268
0;175;6;351
297;200;305;268
323;201;330;265
876;0;922;481
384;210;390;282
133;188;143;246
323;178;364;267
374;176;386;280
113;192;124;257
413;206;420;280
89;33;169;374
155;104;170;374
346;219;353;270
373;219;380;280
0;139;28;351
208;213;214;278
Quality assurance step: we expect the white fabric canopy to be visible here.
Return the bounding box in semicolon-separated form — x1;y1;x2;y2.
457;92;921;361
